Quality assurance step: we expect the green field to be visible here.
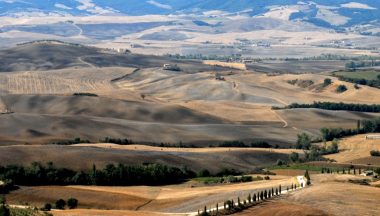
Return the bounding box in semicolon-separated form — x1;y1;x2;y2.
334;70;380;80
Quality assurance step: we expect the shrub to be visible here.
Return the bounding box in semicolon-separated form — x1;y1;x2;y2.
289;152;300;163
55;199;66;210
43;203;52;211
336;85;348;93
370;150;380;157
296;133;311;150
67;198;78;209
276;159;286;166
323;78;332;87
264;176;270;180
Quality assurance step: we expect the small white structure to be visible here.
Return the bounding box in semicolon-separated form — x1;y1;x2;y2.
163;64;181;71
361;170;374;176
366;135;380;140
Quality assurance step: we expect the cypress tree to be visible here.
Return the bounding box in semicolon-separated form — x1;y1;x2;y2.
279;185;282;194
248;194;251;203
304;170;311;185
276;188;279;195
260;191;264;200
253;193;257;202
264;190;268;199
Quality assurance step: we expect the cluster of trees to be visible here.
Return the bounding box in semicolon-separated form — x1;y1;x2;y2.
218;140;273;148
370;150;380;157
53;137;91;145
42;198;78;211
200;185;285;216
345;61;380;70
0;162;196;186
200;179;309;216
73;93;98;97
321;118;380;141
99;137;133;145
282;102;380;113
336;75;380;89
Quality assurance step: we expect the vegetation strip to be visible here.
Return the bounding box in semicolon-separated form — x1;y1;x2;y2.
274;102;380;113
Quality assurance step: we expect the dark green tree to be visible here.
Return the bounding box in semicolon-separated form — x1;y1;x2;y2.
67;198;78;209
55;199;66;210
304;170;311;185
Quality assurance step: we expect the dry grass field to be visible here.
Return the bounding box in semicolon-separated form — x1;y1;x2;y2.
235;174;380;216
203;61;247;70
0;43;379;146
0;144;300;172
324;134;380;166
6;175;297;214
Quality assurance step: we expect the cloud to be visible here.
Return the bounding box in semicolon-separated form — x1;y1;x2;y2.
341;2;376;10
55;3;72;10
147;0;172;10
0;0;29;3
75;0;118;14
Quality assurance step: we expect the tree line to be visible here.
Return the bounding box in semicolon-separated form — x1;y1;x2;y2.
277;102;380;113
0;162;196;186
321;118;380;141
334;74;380;89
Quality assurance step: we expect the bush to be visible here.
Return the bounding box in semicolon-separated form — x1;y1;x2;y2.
67;198;78;209
336;85;348;93
55;199;66;210
289;152;300;163
370;150;380;157
296;133;311;150
276;159;286;166
43;203;52;211
323;78;332;87
264;176;270;180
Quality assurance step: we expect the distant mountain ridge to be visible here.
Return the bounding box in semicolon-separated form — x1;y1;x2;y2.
0;0;379;30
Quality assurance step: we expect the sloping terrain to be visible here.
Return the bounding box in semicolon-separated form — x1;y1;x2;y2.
0;145;296;172
0;42;226;73
324;134;380;166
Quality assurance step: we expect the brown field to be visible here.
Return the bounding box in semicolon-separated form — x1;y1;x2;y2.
235;174;380;216
234;201;330;216
0;144;301;172
203;61;247;70
324;134;380;166
6;175;296;214
0;44;379;146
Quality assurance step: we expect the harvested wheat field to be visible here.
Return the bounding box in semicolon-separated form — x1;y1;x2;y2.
325;134;380;166
0;144;300;172
234;201;330;216
6;175;297;214
235;174;380;216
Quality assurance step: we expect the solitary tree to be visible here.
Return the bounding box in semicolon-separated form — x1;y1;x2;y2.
43;203;52;211
55;199;66;210
296;133;312;150
304;170;311;185
67;198;78;209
